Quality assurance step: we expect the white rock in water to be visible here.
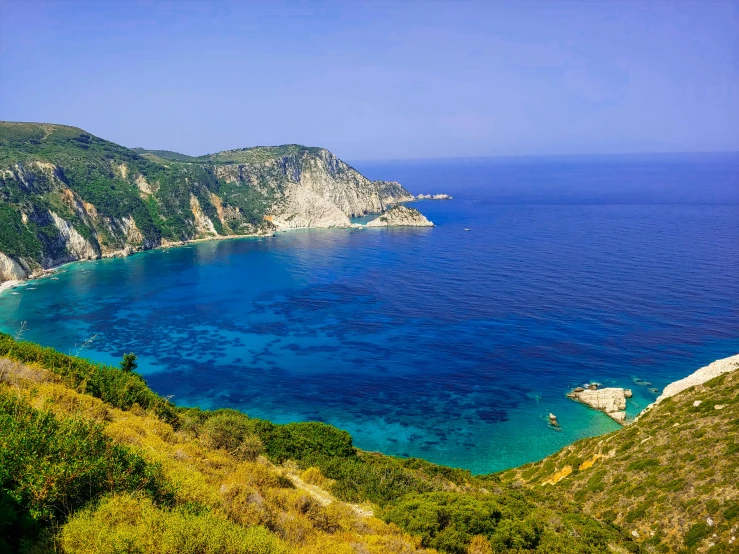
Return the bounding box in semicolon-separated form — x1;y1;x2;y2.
567;387;629;424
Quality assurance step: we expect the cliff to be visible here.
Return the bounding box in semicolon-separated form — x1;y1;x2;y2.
0;123;416;282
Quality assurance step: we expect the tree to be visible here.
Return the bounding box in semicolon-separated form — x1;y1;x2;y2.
120;353;138;373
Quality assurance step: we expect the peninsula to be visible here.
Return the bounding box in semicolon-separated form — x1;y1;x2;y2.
0;122;432;285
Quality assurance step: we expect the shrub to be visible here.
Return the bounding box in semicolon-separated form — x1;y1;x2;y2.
627;458;660;471
59;493;285;554
0;334;176;424
683;522;710;549
0;389;172;549
260;422;355;464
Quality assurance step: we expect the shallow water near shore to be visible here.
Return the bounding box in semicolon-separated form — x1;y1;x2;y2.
1;154;737;473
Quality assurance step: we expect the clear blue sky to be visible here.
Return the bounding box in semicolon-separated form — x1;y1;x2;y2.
1;0;738;160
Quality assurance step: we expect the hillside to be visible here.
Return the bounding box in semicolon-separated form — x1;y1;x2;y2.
0;333;641;554
0;122;414;283
499;358;739;553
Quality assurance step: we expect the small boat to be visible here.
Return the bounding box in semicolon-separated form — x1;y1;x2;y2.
464;228;470;231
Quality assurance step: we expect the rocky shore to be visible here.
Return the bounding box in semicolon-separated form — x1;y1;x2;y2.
365;205;434;227
636;354;739;419
567;384;632;424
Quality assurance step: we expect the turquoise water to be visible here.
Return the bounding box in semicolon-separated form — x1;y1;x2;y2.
1;154;737;474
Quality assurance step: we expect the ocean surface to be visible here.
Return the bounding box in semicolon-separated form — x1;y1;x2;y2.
1;153;737;474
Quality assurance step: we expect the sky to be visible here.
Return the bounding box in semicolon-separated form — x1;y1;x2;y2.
1;0;738;160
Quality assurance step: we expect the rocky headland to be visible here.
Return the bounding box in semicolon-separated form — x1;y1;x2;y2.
636;353;739;420
0;122;436;286
365;205;434;227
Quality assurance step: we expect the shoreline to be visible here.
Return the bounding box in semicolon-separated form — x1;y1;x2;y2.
0;200;440;297
636;353;739;420
0;230;274;297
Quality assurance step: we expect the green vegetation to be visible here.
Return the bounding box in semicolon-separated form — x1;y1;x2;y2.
0;122;299;271
500;359;739;553
131;148;197;163
196;144;325;165
0;333;176;422
0;389;171;552
0;333;646;553
120;353;138;373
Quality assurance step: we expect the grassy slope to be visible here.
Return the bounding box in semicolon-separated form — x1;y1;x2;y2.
499;361;739;553
196;145;325;165
0;333;636;554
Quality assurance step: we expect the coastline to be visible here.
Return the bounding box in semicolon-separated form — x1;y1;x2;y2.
636;353;739;420
0;199;440;297
0;230;274;297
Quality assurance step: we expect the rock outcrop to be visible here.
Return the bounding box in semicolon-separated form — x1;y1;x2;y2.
375;181;416;204
635;354;739;420
0;252;26;281
366;205;434;227
567;386;632;424
655;354;739;404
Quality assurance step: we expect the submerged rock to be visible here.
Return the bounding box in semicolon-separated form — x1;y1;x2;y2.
567;387;632;424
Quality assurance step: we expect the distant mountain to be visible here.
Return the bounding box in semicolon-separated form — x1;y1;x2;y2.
0;122;413;282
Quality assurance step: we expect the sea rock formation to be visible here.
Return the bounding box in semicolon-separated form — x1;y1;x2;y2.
416;193;452;200
567;386;632;424
365;205;434;227
0;123;422;283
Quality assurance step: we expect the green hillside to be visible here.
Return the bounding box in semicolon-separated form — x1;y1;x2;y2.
0;122;412;283
499;361;739;553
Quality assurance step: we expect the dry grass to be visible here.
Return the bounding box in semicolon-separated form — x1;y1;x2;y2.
1;363;435;554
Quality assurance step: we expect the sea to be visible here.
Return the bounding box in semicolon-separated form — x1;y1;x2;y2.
1;152;737;474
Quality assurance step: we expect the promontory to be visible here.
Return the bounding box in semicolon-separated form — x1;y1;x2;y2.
0;122;430;284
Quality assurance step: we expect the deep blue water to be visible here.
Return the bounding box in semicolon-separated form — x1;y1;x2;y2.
1;153;737;473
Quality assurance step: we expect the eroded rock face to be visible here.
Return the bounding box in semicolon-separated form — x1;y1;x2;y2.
0;252;27;281
365;205;434;227
567;387;632;424
49;211;100;261
269;187;352;229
